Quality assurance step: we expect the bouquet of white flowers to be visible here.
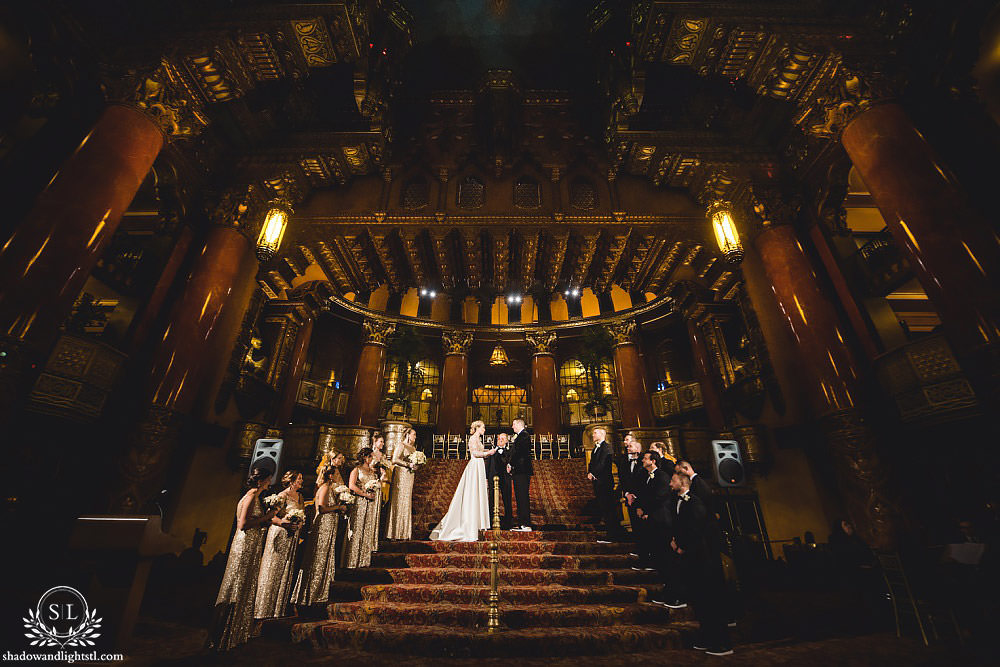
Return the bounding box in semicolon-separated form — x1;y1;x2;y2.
338;491;355;504
285;508;306;523
363;479;380;493
332;484;349;496
262;494;285;509
408;450;428;467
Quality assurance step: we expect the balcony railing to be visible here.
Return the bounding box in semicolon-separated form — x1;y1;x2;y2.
296;378;349;415
853;231;911;296
26;333;126;421
875;334;979;423
651;381;704;419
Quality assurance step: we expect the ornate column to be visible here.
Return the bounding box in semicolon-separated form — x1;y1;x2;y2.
0;68;205;411
607;319;654;429
526;330;559;437
840;101;1000;401
438;330;473;435
753;191;899;550
114;192;261;512
686;318;727;432
345;318;395;426
272;307;314;427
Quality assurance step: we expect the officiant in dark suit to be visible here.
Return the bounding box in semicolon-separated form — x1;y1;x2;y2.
507;418;533;531
486;432;514;529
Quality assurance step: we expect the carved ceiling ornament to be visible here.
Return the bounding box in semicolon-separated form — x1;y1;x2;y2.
104;61;209;141
442;330;474;356
797;64;899;140
606;318;637;347
751;185;802;228
362;318;396;346
525;330;557;355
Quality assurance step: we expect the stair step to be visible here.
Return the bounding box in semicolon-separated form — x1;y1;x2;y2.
325;601;685;627
335;567;661;586
376;540;628;555
295;620;683;657
358;583;648;604
370;552;638;570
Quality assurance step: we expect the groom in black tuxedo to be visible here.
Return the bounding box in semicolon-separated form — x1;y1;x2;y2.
507;418;533;531
486;432;514;529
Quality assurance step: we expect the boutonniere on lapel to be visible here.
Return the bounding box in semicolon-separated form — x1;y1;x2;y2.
680;492;691;502
648;472;655;480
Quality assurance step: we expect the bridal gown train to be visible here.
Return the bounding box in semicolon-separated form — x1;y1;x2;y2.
429;434;491;542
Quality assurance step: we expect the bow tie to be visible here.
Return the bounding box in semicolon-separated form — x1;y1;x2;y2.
628;456;638;461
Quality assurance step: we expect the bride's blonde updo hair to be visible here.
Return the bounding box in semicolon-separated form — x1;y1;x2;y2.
469;420;485;435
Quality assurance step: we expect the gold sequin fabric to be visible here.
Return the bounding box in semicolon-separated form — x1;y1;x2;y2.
385;462;415;540
342;468;379;568
254;496;302;618
212;495;265;651
292;488;340;606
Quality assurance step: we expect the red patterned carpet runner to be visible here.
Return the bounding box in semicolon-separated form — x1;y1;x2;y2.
290;459;687;657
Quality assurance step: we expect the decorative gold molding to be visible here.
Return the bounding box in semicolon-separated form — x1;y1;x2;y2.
292;18;337;66
104;61;209;141
525;330;557;355
606;319;637;347
362;318;396;345
442;330;474;355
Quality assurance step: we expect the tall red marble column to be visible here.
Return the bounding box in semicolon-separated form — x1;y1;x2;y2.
273;313;314;426
438;330;473;435
841;102;1000;397
116;222;260;511
345;319;395;426
686;319;726;432
607;319;654;429
0;105;163;407
754;216;899;549
526;330;560;437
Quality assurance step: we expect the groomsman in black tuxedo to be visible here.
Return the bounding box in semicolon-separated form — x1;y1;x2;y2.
675;459;714;513
617;433;646;551
587;427;620;543
486;432;514;529
670;470;732;656
507;418;533;531
634;450;677;607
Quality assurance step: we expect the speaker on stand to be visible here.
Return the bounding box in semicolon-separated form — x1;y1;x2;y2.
249;438;285;485
711;439;745;487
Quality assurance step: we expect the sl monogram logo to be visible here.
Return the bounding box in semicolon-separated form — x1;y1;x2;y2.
23;586;102;648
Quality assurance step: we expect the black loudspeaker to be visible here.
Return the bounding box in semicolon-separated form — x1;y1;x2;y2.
250;438;284;484
711;440;745;487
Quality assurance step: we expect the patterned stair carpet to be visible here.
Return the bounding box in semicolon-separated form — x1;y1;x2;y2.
290;459;687;658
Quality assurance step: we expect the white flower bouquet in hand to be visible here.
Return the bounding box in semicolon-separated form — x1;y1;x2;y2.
338;491;355;504
363;479;380;493
262;494;285;509
332;484;349;495
285;508;306;523
408;450;427;467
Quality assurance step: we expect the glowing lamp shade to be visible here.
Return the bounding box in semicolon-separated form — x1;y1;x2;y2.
256;201;292;261
709;201;743;263
489;344;510;367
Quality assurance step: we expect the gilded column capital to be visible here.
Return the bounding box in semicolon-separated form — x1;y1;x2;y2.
525;330;557;356
208;183;268;241
102;60;209;142
442;330;474;356
750;185;802;229
796;64;901;140
362;318;396;346
606;319;637;347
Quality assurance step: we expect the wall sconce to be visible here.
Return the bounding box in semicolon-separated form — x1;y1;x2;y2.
708;200;744;263
256;199;292;262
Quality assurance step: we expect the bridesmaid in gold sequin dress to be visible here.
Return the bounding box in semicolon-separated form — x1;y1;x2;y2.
385;427;418;540
209;466;280;651
293;455;347;606
254;469;304;619
342;447;379;568
370;433;388;551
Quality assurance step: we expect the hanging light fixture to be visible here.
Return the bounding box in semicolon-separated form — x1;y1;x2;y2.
708;200;743;263
256;199;293;262
489;343;510;366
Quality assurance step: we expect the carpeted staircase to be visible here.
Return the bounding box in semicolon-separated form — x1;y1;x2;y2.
289;458;688;658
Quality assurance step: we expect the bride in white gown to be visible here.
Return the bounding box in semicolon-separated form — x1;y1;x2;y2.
430;420;496;542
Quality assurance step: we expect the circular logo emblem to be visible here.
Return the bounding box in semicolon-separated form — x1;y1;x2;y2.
24;586;102;648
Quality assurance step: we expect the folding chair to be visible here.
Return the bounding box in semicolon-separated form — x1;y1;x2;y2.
446;434;461;459
432;434;445;459
556;434;570;459
539;434;553;459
